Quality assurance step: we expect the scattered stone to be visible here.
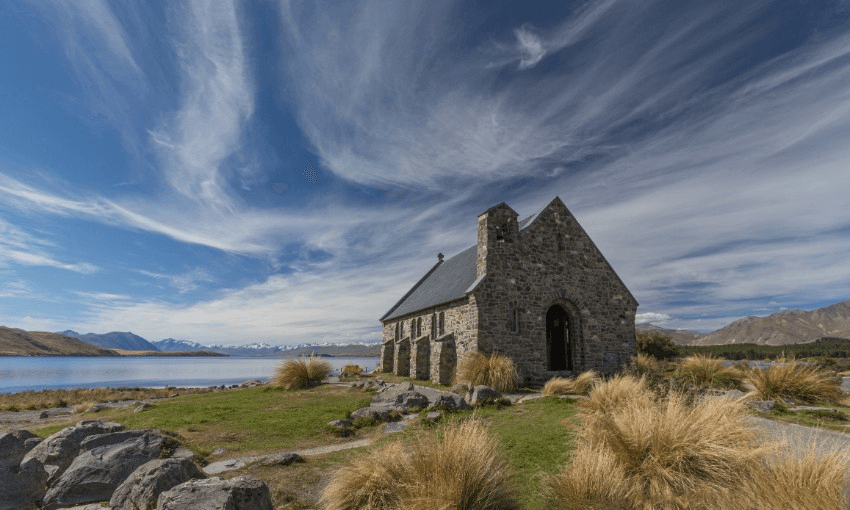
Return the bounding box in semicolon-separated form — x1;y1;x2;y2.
212;448;227;456
424;411;443;422
328;419;353;429
134;403;151;413
747;400;776;413
350;405;397;422
259;453;303;467
788;405;840;413
170;393;179;398
384;421;409;434
0;430;49;510
371;387;429;412
42;430;165;509
109;457;205;510
169;447;195;460
23;420;125;485
157;476;273;510
724;389;747;400
40;411;50;419
241;380;264;387
353;380;386;390
84;404;107;413
467;385;502;406
429;394;472;412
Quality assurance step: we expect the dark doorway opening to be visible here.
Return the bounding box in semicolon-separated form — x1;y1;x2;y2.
547;305;572;371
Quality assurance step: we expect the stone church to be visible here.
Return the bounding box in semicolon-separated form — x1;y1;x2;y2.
379;197;638;386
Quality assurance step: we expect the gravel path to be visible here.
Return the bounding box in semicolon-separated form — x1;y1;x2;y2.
752;416;850;458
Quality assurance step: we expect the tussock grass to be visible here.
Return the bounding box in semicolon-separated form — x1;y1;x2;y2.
273;355;333;390
340;364;364;376
73;401;96;413
554;374;850;510
543;370;599;396
676;354;744;390
747;361;843;404
456;351;520;393
321;419;516;510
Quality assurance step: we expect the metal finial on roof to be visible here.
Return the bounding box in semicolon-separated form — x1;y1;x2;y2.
438;253;444;261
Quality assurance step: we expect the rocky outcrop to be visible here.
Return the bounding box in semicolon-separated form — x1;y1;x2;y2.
109;457;206;510
349;382;473;421
467;385;502;406
0;430;47;510
42;429;165;509
22;420;124;484
157;476;274;510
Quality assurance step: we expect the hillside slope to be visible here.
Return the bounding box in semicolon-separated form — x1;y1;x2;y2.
0;327;117;356
689;300;850;346
59;330;160;351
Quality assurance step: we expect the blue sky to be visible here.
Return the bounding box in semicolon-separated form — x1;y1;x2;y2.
1;0;849;346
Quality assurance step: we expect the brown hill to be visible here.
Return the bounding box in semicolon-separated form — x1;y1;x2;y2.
688;300;850;346
635;324;702;345
0;327;117;356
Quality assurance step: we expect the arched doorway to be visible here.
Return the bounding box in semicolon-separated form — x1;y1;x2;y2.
547;305;572;371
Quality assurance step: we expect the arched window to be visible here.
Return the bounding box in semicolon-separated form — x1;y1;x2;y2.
511;308;520;334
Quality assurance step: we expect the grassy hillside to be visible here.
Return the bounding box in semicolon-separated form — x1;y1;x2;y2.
0;326;117;356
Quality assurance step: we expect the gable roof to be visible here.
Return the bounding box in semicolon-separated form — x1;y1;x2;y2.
380;245;478;321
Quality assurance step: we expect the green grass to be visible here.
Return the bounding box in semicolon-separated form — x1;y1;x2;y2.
35;385;374;458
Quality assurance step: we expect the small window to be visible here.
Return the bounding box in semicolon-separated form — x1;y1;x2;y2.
495;226;505;242
395;322;400;341
417;318;423;337
511;309;520;334
439;312;445;336
431;313;436;339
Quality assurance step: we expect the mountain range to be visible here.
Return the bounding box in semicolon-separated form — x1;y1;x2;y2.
0;327;117;356
638;299;850;346
59;330;159;351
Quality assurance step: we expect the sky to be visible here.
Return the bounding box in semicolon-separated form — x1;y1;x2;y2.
1;0;849;346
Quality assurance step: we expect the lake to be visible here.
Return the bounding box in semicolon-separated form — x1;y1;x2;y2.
0;356;379;393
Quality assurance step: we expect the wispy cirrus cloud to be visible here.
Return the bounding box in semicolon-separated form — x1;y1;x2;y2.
0;217;97;273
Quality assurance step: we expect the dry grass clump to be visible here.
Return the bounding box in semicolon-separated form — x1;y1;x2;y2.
273;355;332;390
320;419;516;510
676;354;744;390
340;364;364;376
553;374;850;509
543;370;599;396
73;401;96;413
747;361;843;404
456;351;520;393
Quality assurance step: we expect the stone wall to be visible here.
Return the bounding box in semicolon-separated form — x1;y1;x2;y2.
472;198;637;385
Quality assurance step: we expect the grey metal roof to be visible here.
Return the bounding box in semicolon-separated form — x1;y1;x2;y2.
381;245;478;321
381;213;538;322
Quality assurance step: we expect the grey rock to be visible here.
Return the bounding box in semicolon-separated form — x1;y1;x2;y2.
328;419;353;429
371;390;429;412
451;383;469;395
350;405;397;422
0;430;49;510
467;385;502;406
24;437;43;450
157;475;273;510
259;452;303;467
109;457;205;510
748;400;776;413
212;448;227;456
40;410;50;419
22;420;124;484
429;394;472;412
84;404;108;413
170;446;195;460
724;389;746;400
42;430;164;510
134;403;151;412
384;421;409;434
424;411;443;422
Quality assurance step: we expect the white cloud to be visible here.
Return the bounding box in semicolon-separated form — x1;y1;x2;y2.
515;27;545;69
635;312;672;325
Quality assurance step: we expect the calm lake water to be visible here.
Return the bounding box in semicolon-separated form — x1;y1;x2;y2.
0;356;379;394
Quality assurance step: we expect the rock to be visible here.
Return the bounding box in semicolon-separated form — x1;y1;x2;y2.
24;437;43;450
0;430;49;510
109;457;205;510
353;379;386;390
40;411;50;419
134;403;151;412
42;430;165;510
429;394;472;412
328;419;353;429
260;453;303;467
371;389;429;412
424;411;443;422
467;385;502;406
157;476;273;510
241;380;264;387
747;400;776;413
212;448;227;456
22;420;124;484
84;403;108;413
384;421;409;433
350;405;397;422
451;383;469;395
170;446;195;460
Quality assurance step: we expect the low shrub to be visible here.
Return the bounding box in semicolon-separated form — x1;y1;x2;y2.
636;332;678;360
272;355;332;390
321;418;516;509
341;364;364;377
676;354;744;390
456;352;520;393
543;370;599;396
747;361;843;404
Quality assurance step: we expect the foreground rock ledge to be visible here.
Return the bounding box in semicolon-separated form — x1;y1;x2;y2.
157;476;273;510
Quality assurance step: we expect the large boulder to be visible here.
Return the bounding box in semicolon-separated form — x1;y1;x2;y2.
157;476;273;510
0;430;48;510
42;429;164;510
371;382;429;412
22;420;124;484
467;385;502;406
429;394;472;412
109;457;206;510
